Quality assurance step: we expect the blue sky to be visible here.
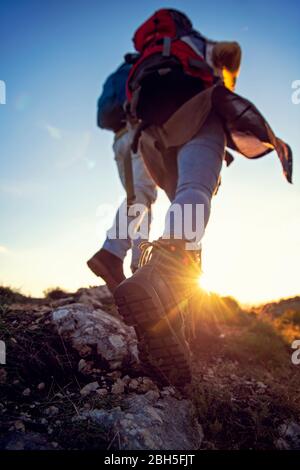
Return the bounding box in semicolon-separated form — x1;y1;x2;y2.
0;0;299;303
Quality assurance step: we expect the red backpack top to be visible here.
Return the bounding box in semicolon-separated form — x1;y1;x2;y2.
133;8;192;52
126;9;214;104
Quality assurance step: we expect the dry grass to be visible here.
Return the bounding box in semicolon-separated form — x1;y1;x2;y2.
189;290;300;449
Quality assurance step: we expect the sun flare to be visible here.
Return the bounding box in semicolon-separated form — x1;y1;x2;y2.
198;273;212;292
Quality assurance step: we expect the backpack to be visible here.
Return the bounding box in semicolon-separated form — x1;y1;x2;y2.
97;63;131;132
126;9;215;126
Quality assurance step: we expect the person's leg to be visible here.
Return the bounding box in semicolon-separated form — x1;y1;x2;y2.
103;140;157;268
87;131;130;292
114;112;225;386
101;131;133;261
163;111;225;248
88;131;157;291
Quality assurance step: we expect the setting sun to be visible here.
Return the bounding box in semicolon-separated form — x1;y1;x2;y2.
198;273;211;292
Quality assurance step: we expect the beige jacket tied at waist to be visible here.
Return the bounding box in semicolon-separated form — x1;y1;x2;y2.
138;84;293;197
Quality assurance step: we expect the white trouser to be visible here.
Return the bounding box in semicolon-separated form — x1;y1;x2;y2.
103;130;157;269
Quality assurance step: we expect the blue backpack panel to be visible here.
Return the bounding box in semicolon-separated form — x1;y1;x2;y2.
97;62;131;132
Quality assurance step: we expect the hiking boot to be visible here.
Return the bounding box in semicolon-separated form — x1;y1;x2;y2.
87;249;125;294
114;239;201;387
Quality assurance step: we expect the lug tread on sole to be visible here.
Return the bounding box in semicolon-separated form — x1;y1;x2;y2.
115;289;191;387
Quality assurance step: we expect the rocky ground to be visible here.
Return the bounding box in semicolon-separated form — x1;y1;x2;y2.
0;285;300;450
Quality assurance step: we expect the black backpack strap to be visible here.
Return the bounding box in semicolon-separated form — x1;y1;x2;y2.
131;121;149;153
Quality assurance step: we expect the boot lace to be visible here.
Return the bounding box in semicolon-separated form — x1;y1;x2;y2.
138;240;168;267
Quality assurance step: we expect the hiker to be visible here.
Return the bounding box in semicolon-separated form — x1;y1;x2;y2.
114;9;293;386
87;62;157;293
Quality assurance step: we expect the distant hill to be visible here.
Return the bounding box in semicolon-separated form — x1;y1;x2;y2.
252;296;300;318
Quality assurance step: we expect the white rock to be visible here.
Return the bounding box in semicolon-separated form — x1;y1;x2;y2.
85;391;203;450
52;304;139;370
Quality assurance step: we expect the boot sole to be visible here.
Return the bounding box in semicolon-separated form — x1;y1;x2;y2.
114;279;192;387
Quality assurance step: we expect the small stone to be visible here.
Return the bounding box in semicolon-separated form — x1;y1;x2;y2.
78;359;87;372
78;359;94;375
257;381;267;389
244;380;253;386
128;378;139;391
107;371;122;379
122;375;131;386
45;406;59;417
139;377;158;393
96;388;108;398
51;442;59;449
78;345;92;357
80;381;99;396
37;382;45;391
14;420;25;432
111;378;125;395
166;386;176;396
161;386;176;397
22;388;31;397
